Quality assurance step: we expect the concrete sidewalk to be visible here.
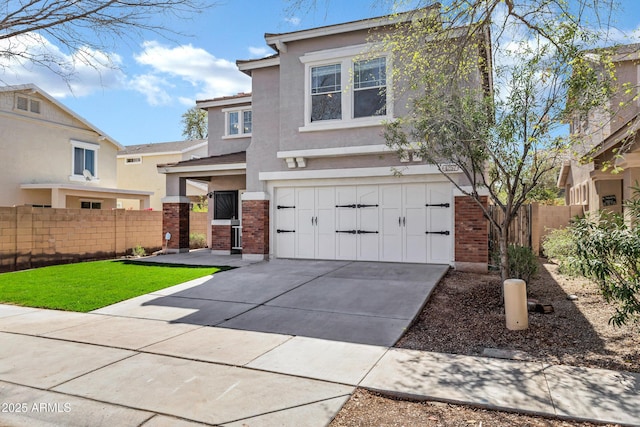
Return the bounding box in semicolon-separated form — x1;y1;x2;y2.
1;304;639;426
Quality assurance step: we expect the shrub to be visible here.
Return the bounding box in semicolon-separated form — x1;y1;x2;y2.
571;208;640;326
506;244;538;283
542;227;580;276
189;233;207;249
132;244;146;257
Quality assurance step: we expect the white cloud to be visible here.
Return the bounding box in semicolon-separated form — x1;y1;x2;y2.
0;32;126;97
248;46;270;57
132;40;251;104
285;16;301;26
129;74;173;106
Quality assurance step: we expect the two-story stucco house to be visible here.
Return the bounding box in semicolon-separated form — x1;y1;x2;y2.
159;8;490;271
558;43;640;216
117;140;208;211
0;84;151;209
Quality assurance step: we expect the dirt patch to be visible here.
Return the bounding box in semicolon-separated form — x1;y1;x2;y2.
397;260;640;373
331;260;639;426
331;389;622;427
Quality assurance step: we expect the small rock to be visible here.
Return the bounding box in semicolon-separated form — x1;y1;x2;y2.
567;294;579;301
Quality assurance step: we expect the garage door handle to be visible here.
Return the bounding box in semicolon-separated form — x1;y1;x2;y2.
277;229;295;233
425;203;450;208
425;230;450;235
357;230;379;234
336;230;357;234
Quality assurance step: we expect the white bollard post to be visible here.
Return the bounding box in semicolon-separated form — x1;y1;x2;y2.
504;279;528;330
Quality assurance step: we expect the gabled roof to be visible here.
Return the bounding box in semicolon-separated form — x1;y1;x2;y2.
264;5;440;51
196;93;252;109
158;151;247;174
0;83;123;150
118;139;207;156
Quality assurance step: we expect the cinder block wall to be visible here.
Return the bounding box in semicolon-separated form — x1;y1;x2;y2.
189;212;208;236
0;207;204;272
532;204;585;255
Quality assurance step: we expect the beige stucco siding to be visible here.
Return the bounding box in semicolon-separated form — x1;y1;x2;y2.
0;93;119;208
117;145;208;210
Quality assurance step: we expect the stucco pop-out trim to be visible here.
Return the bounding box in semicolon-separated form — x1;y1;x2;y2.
259;165;462;182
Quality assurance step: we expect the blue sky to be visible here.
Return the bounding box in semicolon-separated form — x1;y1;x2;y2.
2;0;640;147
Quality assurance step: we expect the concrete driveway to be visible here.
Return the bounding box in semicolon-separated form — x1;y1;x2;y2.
95;259;449;346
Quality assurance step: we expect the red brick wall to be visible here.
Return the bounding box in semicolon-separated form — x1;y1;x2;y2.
242;199;269;255
211;224;232;251
163;203;190;250
455;195;488;264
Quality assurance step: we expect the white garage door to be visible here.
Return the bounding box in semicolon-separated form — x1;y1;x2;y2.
275;183;452;264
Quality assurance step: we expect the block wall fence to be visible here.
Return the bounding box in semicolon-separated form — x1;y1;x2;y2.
0;207;208;272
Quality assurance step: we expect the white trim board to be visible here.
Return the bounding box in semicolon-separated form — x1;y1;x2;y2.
259;165;460;181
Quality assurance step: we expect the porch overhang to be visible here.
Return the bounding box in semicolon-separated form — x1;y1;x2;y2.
157;152;247;180
20;183;153;209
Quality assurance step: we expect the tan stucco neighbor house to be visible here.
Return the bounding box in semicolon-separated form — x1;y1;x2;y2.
158;8;491;271
558;43;640;217
117;140;208;211
0;84;152;209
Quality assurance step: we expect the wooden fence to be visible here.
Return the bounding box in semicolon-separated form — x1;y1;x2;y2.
488;203;585;257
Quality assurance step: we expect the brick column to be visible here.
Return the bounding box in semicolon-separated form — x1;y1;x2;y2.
241;192;269;261
211;220;232;255
454;195;488;272
162;199;190;253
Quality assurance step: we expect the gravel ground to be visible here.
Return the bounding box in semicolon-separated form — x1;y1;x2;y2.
331;260;640;426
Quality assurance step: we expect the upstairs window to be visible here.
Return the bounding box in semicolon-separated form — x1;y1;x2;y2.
354;57;387;118
311;63;342;121
224;108;252;137
70;140;99;181
74;147;95;176
15;95;41;114
301;45;391;131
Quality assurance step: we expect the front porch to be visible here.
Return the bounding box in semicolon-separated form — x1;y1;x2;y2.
158;152;266;259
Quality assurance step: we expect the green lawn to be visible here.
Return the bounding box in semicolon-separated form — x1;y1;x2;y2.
0;260;225;312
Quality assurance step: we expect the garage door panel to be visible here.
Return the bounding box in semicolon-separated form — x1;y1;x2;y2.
316;187;336;260
295;188;315;259
357;185;379;261
335;186;357;260
403;184;427;263
275;188;295;258
380;185;402;262
426;183;453;264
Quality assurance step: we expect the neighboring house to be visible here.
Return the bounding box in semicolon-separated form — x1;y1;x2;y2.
159;8;491;271
117;140;208;210
0;84;151;209
558;43;640;216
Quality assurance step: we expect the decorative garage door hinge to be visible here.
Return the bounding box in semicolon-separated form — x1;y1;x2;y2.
277;229;295;233
335;230;357;234
425;230;450;235
335;204;357;208
425;203;450;208
277;205;295;209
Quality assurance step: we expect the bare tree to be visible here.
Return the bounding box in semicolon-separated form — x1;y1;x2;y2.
0;0;209;79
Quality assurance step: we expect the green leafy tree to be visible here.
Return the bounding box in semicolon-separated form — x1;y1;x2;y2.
181;106;207;140
376;1;615;280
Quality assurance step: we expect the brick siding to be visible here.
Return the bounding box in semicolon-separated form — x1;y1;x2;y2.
455;195;489;264
162;203;190;250
211;224;232;251
241;199;269;255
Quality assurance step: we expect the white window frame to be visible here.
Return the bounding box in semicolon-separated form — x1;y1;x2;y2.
15;94;41;115
124;156;142;165
69;140;100;182
222;107;252;139
300;43;393;132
